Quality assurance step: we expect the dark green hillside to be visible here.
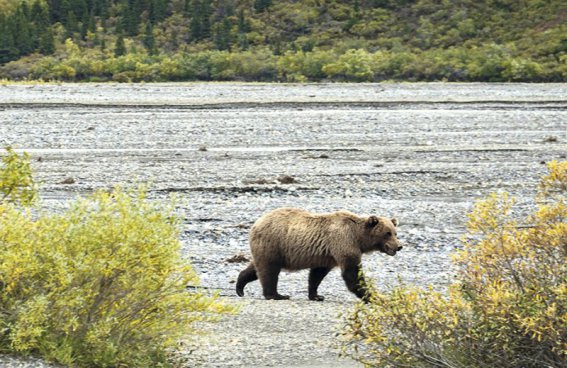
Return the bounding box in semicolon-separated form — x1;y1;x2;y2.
0;0;565;81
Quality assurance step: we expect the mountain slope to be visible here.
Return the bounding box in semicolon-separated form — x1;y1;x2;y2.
0;0;565;81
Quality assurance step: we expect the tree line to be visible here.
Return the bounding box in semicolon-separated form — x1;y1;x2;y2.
0;0;565;81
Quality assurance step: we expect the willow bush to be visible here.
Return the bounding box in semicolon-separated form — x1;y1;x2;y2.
0;147;36;206
343;161;566;368
0;148;235;367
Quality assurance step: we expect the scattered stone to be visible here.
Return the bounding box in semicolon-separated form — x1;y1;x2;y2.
225;253;250;263
543;136;558;143
319;154;329;159
243;178;273;185
277;175;297;184
86;126;95;131
59;177;75;184
198;145;208;152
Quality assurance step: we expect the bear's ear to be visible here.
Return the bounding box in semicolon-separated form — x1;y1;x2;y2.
367;215;380;228
391;218;398;227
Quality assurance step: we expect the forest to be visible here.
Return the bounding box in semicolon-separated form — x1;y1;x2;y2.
0;0;565;82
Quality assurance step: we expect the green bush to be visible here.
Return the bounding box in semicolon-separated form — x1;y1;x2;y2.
0;148;235;367
342;161;567;368
0;147;36;206
277;49;337;81
322;49;375;81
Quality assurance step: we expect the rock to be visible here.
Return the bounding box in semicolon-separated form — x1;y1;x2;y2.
277;175;297;184
59;177;75;184
225;253;250;263
543;136;558;143
243;178;273;185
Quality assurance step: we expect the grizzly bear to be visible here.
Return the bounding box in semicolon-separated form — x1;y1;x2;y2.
236;207;402;301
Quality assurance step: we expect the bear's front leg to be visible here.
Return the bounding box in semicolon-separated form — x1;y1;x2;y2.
340;256;370;302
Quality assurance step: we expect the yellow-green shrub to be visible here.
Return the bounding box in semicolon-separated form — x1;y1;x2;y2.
0;148;235;367
0;147;36;206
342;161;566;368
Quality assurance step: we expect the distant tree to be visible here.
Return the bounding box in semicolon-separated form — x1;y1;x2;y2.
122;0;141;36
0;14;17;62
237;8;250;50
31;0;46;25
213;17;232;50
39;28;56;55
200;0;212;38
14;5;33;55
237;8;250;33
151;0;168;23
80;10;90;39
30;0;50;49
189;0;202;40
65;10;79;38
114;34;126;56
189;0;212;41
214;0;234;21
143;22;156;54
254;0;272;13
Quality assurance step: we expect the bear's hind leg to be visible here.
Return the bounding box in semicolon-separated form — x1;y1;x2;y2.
308;267;331;301
236;262;258;297
258;264;289;300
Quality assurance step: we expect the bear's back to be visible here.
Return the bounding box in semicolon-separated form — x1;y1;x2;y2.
249;208;360;270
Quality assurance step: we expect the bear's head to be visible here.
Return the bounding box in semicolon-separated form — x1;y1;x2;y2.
364;216;402;256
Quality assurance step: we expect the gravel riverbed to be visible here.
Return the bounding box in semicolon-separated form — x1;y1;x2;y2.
0;82;565;367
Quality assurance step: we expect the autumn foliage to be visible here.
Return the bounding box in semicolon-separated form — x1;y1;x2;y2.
343;161;566;368
0;148;235;367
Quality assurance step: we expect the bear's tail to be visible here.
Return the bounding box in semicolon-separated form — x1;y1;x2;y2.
236;262;257;297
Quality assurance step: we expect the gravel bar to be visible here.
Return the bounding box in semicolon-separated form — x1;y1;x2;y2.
0;82;565;367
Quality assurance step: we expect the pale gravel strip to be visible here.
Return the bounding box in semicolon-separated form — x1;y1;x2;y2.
0;356;63;368
176;298;363;367
0;82;566;105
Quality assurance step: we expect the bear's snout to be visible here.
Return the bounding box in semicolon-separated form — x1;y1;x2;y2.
385;243;403;256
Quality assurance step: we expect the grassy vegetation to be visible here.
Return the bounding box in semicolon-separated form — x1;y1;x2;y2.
342;161;567;367
0;148;235;367
0;0;565;82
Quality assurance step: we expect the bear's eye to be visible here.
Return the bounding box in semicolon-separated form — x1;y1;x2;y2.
385;231;392;238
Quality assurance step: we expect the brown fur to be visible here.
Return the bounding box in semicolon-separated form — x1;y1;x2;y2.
236;207;402;301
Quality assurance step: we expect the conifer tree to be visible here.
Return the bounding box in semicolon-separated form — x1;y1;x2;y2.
189;0;202;40
152;0;168;23
39;28;56;55
143;22;156;54
65;10;78;38
237;9;250;50
213;17;232;50
114;34;126;56
254;0;272;13
30;0;50;49
122;0;141;36
0;14;16;63
199;0;212;39
80;10;90;39
237;9;250;33
189;0;212;41
14;5;33;55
